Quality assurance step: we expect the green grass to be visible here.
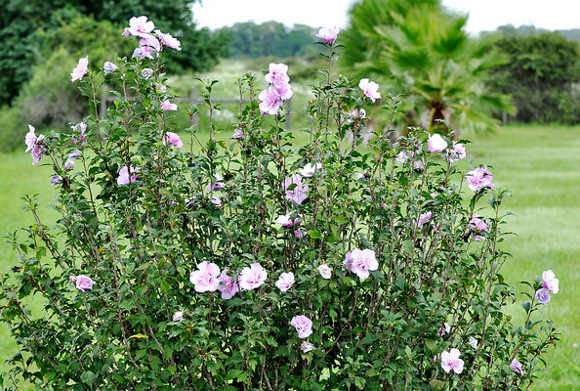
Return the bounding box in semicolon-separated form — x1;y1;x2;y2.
1;124;579;389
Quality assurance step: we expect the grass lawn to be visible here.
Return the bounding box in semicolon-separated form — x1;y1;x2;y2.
0;124;579;389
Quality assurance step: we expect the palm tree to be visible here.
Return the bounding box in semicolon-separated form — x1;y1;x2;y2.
342;0;514;134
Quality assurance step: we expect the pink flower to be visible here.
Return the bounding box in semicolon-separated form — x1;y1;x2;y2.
284;174;309;205
318;264;332;279
141;68;154;79
541;270;559;294
117;165;138;185
103;61;117;74
172;311;184;322
468;337;478;349
275;272;295;292
301;341;315;353
71;57;89;82
239;263;267;291
466;167;495;192
276;214;296;228
155;30;181;50
316;26;340;45
535;288;551;304
349;108;366;120
210;196;222;208
218;270;239;300
438;322;451;337
50;175;62;185
189;261;221;293
427;134;448;153
293;229;305;239
265;63;290;87
510;358;523;376
127;16;155;38
447;143;466;162
469;216;488;240
75;275;95;292
290;315;313;339
259;86;283;115
207;175;225;191
24;125;45;165
161;100;178;111
64;158;75;171
417;211;433;228
344;248;378;281
24;125;37;153
440;348;464;374
132;46;155;60
359;78;381;102
163;132;183;148
139;34;161;52
232;128;244;140
299;162;322;178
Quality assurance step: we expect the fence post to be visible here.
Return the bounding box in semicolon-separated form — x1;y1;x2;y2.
285;99;292;131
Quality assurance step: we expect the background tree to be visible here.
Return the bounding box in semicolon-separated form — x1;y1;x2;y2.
218;21;317;58
488;32;579;124
0;0;223;106
341;0;514;134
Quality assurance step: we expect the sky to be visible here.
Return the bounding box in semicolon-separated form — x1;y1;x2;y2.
193;0;580;34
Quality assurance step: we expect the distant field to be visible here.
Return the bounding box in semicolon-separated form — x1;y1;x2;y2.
1;123;579;388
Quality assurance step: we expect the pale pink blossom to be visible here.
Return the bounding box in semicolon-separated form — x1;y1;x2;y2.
71;57;89;82
127;16;155;38
396;150;409;164
276;214;296;228
359;78;381;102
284;174;309;205
265;63;290;87
189;261;221;293
318;264;332;279
349;108;366;120
132;46;155;60
75;275;95;292
417;211;433;228
344;248;378;281
541;270;559;294
299;163;322;178
300;341;315;353
139;34;161;52
275;272;295;292
447;143;466;162
218;270;239;300
117;165;138;185
290;315;313;339
239;263;267;291
466;167;495;192
293;229;305;239
469;215;489;241
468;337;478;349
440;348;464;374
155;30;181;50
210;196;222;208
510;358;523;375
535;288;551;304
24;125;45;165
259;87;283;115
232;128;244;140
103;61;117;74
172;311;184;322
161;100;178;111
316;26;340;45
64;158;75;171
438;322;451;337
163;132;183;148
427;134;448;153
141;68;154;79
50;175;62;185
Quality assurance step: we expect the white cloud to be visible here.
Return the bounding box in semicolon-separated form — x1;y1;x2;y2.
193;0;579;33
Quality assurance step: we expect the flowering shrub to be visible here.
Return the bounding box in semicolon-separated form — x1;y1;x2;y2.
0;20;559;390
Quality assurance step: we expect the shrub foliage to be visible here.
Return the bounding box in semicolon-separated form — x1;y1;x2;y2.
0;20;559;390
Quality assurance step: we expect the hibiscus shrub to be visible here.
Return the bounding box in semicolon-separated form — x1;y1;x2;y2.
0;18;559;390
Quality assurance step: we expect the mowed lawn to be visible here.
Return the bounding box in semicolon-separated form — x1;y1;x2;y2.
0;124;579;389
